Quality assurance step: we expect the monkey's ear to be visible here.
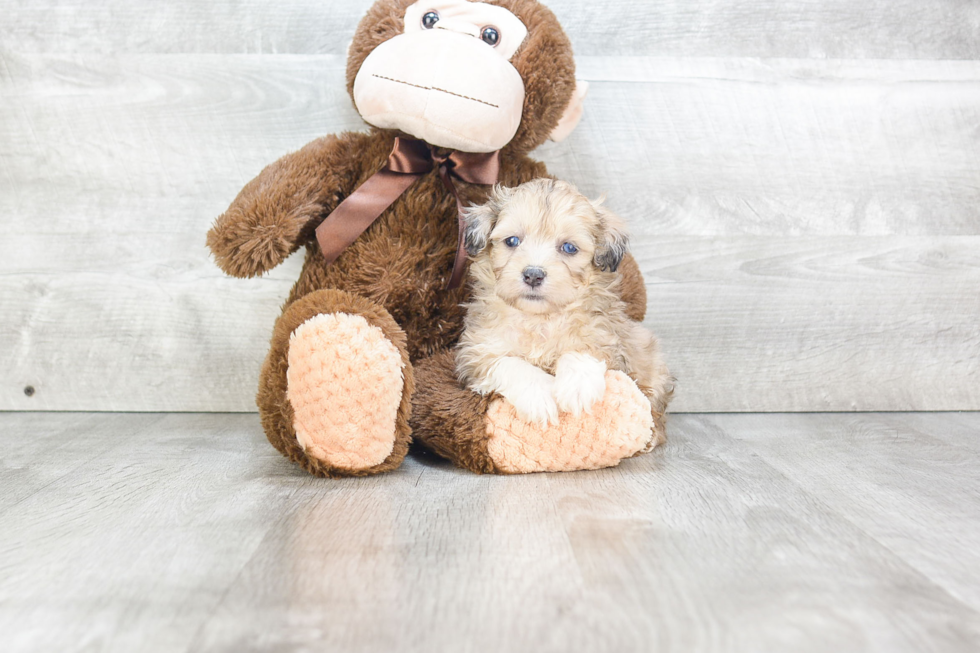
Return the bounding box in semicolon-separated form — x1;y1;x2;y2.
463;185;513;256
592;202;630;272
548;81;589;143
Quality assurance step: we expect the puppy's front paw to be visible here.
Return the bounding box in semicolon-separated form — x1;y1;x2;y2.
498;372;559;427
555;352;607;416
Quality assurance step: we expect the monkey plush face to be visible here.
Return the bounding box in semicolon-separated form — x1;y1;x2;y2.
354;0;528;152
347;0;584;154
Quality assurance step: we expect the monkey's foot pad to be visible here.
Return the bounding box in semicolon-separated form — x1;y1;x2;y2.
485;371;654;473
286;313;405;471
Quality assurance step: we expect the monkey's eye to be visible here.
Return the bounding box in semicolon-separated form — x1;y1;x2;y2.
421;11;440;29
481;26;500;46
504;236;521;248
560;242;579;255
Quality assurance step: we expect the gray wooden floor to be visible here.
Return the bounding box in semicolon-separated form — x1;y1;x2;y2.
1;412;979;652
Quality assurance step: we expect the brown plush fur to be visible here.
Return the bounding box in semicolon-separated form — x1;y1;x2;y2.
207;0;653;477
409;350;504;474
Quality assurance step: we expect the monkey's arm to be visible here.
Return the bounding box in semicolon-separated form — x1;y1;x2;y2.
206;133;362;278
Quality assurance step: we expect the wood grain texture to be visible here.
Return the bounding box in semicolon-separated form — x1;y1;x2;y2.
879;412;980;454
2;54;977;237
2;0;978;59
2;412;980;652
639;235;980;412
0;413;298;653
0;412;167;513
2;50;979;411
545;57;980;236
709;413;980;612
4;234;978;412
0;53;364;236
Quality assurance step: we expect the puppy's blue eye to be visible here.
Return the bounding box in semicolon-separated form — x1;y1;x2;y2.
561;242;579;255
481;26;500;46
504;236;521;248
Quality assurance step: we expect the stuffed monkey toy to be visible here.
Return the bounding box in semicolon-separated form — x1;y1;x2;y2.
207;0;671;477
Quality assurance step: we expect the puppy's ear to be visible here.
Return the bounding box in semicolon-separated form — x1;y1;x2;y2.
592;202;630;272
463;185;513;256
462;204;494;256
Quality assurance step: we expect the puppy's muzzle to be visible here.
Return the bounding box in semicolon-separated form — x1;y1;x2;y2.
522;266;547;288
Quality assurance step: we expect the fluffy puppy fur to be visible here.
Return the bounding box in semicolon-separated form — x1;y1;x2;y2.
456;179;673;432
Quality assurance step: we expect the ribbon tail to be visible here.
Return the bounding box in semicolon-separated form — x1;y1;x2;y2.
436;166;471;291
447;211;468;291
315;168;421;265
440;150;500;290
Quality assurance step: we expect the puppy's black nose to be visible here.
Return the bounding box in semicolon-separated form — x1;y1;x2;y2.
522;266;547;288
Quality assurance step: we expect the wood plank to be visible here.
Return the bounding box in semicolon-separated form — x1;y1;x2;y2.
547;0;980;59
0;0;376;55
0;235;300;412
0;412;164;514
543;57;980;236
2;234;978;412
639;235;980;412
709;412;980;613
2;53;978;237
2;0;978;60
0;53;365;236
878;412;980;454
0;412;299;653
5;412;978;652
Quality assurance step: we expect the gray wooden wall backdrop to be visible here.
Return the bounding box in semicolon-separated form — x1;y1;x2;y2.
2;0;979;413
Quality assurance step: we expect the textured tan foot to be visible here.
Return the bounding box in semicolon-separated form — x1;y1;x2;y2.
286;313;405;471
486;371;654;474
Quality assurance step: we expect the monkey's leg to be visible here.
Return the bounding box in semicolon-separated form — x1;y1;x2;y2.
258;289;413;477
409;351;500;474
411;351;661;475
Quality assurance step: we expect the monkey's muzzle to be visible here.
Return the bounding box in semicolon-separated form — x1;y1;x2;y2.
353;30;526;153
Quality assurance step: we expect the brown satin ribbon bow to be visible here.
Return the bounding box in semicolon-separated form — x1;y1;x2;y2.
315;137;500;290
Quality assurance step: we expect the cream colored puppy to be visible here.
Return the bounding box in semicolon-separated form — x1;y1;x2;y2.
456;178;673;427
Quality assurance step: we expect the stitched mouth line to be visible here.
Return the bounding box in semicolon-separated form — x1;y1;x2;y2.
372;74;499;108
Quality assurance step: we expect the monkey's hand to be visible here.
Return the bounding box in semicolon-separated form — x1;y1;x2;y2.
206;134;354;278
554;352;607;416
